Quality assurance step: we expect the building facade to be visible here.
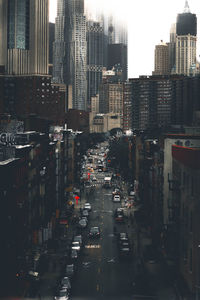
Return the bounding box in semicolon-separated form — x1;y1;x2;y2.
89;112;121;133
153;41;170;76
172;145;200;296
0;0;49;75
53;0;87;111
107;43;128;81
123;82;132;132
169;23;176;73
99;82;124;126
0;75;66;124
86;21;104;111
175;1;197;75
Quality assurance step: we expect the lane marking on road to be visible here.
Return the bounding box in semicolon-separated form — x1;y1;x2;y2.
108;233;115;237
97;284;100;291
85;244;101;249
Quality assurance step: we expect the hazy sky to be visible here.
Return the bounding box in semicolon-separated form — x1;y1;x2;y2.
49;0;200;78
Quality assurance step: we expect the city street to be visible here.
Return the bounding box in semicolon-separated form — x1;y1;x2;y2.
4;143;178;300
71;178;135;300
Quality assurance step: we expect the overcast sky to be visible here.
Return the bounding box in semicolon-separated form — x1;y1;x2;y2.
49;0;200;78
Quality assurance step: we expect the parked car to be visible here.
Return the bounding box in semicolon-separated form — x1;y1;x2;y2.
84;203;92;211
71;241;81;252
71;249;78;260
54;288;69;300
89;226;100;238
119;245;131;259
117;232;129;244
65;264;75;279
73;235;83;245
60;276;71;292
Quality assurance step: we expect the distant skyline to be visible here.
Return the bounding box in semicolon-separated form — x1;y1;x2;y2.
49;0;200;78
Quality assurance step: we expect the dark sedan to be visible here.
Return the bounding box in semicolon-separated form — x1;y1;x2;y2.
89;226;100;238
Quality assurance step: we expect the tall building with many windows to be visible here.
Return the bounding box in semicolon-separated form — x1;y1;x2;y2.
175;1;197;75
105;14;128;81
86;20;104;111
169;23;176;73
153;41;170;76
53;0;66;83
0;0;49;75
53;0;87;111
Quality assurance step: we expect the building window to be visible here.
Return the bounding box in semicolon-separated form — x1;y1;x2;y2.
8;0;30;49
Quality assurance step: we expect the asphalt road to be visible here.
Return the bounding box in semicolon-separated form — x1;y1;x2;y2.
71;172;135;300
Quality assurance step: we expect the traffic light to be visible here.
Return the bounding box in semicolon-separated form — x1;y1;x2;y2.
75;195;80;205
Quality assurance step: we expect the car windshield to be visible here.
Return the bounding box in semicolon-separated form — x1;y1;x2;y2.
62;277;70;284
91;227;99;233
66;265;73;271
80;219;86;224
59;289;67;297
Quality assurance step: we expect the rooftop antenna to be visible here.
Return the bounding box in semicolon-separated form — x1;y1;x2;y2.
183;0;190;13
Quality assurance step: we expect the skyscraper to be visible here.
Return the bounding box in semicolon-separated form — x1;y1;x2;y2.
0;0;49;75
175;0;197;75
153;41;170;76
105;14;128;81
107;43;128;81
86;20;104;111
53;0;87;111
53;0;66;83
169;23;176;73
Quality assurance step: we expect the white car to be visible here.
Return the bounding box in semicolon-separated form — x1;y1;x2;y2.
113;194;121;202
73;235;82;245
84;203;92;211
71;241;81;251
